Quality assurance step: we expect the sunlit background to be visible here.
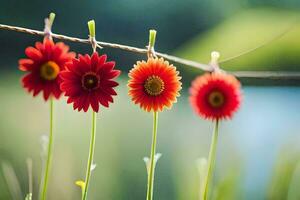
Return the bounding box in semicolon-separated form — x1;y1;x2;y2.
0;0;300;200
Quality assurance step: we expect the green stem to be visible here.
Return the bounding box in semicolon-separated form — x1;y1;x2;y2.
40;98;54;200
203;120;219;200
146;112;159;200
82;111;97;200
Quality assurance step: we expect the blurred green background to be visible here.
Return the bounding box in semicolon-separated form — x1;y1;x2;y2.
1;0;300;200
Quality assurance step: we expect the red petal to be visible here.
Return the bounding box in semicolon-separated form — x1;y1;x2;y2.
91;52;99;72
25;47;43;61
90;93;99;112
98;54;107;65
43;85;52;100
101;62;115;72
19;59;34;71
106;70;121;79
102;80;119;87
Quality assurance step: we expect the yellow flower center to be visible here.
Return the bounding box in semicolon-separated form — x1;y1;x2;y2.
144;75;165;96
82;72;100;90
40;61;60;81
208;91;225;108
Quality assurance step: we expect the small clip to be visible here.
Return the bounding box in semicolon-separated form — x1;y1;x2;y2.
88;20;103;53
147;29;157;58
44;12;55;40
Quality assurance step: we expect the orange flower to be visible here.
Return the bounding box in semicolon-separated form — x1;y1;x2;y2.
189;72;242;120
128;58;182;112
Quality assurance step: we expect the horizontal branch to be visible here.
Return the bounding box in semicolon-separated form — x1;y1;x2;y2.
0;23;300;83
231;71;300;85
231;71;300;79
0;24;213;71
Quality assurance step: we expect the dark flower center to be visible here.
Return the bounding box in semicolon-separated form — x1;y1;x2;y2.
40;61;60;80
82;72;100;90
208;91;225;108
144;75;165;96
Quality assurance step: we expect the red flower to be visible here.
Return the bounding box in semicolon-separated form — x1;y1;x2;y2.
128;58;182;112
19;38;75;101
60;52;120;112
189;72;242;120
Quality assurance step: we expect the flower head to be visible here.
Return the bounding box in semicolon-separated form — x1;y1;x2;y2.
19;38;75;101
60;52;120;112
189;72;241;120
128;57;182;112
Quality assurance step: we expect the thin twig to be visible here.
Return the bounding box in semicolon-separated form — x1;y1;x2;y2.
220;19;299;64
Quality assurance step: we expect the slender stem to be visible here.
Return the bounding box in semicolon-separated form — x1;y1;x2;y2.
82;111;97;200
203;120;219;200
40;98;54;200
146;112;159;200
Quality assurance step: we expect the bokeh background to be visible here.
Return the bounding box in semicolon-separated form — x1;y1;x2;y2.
1;0;300;199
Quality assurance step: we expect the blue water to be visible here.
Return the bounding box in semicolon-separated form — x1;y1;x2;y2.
233;87;300;199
